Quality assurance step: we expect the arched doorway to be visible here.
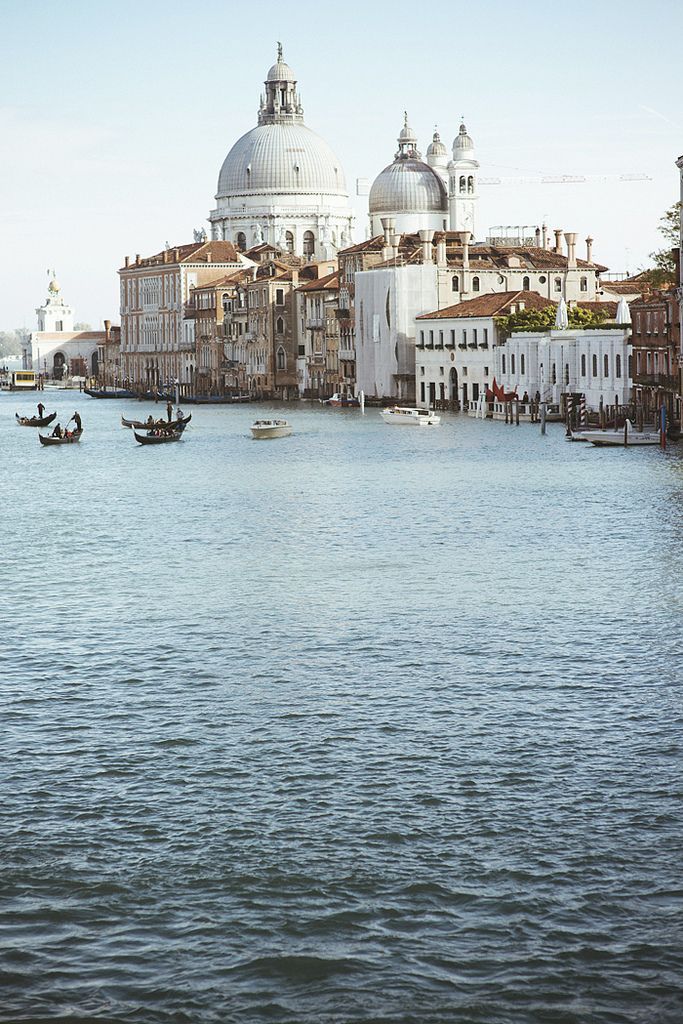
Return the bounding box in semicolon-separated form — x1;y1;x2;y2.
449;367;458;404
91;351;99;377
53;352;66;380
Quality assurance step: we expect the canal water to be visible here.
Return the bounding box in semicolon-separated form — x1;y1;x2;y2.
1;393;682;1023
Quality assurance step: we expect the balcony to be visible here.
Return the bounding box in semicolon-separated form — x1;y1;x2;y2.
339;347;355;360
335;308;351;319
306;317;324;329
633;373;679;389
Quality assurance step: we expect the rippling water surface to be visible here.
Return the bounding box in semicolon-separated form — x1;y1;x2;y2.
1;393;682;1023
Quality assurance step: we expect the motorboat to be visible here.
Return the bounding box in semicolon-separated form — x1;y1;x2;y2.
322;393;360;408
583;419;661;447
380;406;441;426
250;419;293;439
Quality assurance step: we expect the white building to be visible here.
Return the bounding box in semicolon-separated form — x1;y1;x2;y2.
355;263;442;402
209;45;354;260
415;290;631;412
28;273;103;380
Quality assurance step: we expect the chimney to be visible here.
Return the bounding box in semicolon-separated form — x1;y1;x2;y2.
135;253;140;265
535;227;541;247
564;232;577;268
436;235;447;267
380;216;395;246
124;256;130;267
419;229;434;264
586;236;594;263
389;232;400;260
460;230;471;270
207;252;212;263
541;224;548;249
174;248;179;262
291;269;299;287
554;229;563;255
104;319;111;339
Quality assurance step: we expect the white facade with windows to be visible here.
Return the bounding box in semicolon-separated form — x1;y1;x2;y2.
209;47;354;261
416;315;495;410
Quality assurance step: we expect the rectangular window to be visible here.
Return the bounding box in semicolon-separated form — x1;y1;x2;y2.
429;330;434;345
276;289;284;306
450;329;455;345
420;382;425;402
439;331;443;347
439;366;444;376
420;365;425;376
462;329;467;343
420;330;424;344
473;328;478;343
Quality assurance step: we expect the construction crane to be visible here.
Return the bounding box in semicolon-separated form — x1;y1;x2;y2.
480;173;652;186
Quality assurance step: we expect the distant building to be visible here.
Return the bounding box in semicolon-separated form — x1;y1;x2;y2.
28;272;104;380
118;240;250;391
630;289;680;424
294;271;341;398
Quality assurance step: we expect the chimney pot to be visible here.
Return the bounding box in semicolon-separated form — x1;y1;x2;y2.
124;256;130;267
586;235;594;263
135;253;140;265
554;229;563;255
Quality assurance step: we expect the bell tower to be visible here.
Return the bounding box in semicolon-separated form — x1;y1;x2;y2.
36;271;74;332
448;122;479;237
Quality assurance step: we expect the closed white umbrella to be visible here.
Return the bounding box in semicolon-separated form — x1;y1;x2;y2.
616;297;632;324
555;296;569;329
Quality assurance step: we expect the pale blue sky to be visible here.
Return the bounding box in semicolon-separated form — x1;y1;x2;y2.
1;0;681;328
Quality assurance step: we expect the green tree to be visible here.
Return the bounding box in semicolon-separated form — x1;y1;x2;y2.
0;329;27;358
495;305;608;337
640;201;680;287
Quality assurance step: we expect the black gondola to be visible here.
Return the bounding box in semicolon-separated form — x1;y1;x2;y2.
133;429;182;445
16;411;57;427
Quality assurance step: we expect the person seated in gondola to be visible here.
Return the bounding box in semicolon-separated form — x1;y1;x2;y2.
146;415;155;428
176;406;184;421
51;423;62;438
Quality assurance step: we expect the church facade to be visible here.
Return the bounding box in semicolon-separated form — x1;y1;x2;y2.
27;273;104;380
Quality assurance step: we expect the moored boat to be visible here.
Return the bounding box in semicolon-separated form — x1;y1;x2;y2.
122;413;191;430
250;419;293;439
16;411;57;427
322;392;360;408
38;429;83;446
85;387;136;399
583;419;661;447
380;406;441;426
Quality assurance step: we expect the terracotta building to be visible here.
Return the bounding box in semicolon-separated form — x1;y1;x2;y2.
630;288;681;426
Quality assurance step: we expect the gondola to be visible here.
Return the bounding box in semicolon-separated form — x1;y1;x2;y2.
133;429;182;445
16;411;57;427
84;387;136;399
122;413;191;430
38;429;83;446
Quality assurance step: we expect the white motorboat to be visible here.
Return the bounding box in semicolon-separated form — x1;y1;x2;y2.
380;406;441;427
250;419;293;439
583;419;661;448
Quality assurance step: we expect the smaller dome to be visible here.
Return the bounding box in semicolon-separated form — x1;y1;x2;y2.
48;277;60;293
398;111;417;147
369;159;447;216
454;122;474;151
267;59;295;82
426;129;447;158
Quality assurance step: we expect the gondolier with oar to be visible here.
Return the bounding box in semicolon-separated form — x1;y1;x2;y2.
37;401;45;418
72;411;82;431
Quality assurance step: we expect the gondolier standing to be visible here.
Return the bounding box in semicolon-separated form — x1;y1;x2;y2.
37;402;45;418
167;399;173;421
73;411;82;431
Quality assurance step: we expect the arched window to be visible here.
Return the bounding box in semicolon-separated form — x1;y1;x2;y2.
592;354;598;377
467;175;474;193
459;176;466;193
276;346;286;370
552;363;556;384
564;363;569;385
236;231;246;251
580;276;588;292
554;277;562;292
520;353;525;375
628;353;633;377
452;275;459;292
303;230;315;257
511;353;516;374
472;276;480;292
522;276;530;290
502;353;506;374
285;231;294;253
276;317;284;334
616;354;622;378
604;353;609;377
581;354;586;376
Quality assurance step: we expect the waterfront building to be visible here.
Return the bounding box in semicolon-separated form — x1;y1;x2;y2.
352;227;606;401
415;291;552;409
630;289;681;424
677;153;683;405
96;321;122;389
118;240;250;391
187;271;252;396
294;271;341;398
28;272;106;380
209;45;354;260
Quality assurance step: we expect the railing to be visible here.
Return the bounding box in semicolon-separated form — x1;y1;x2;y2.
633;373;679;389
306;317;324;329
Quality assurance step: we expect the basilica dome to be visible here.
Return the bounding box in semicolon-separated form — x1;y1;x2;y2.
217;122;347;197
369;115;447;217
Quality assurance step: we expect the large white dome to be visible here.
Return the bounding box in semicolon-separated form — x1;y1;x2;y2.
217;122;347;198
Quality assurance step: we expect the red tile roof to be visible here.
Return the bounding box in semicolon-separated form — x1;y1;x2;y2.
296;271;339;292
119;240;241;271
417;290;556;320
